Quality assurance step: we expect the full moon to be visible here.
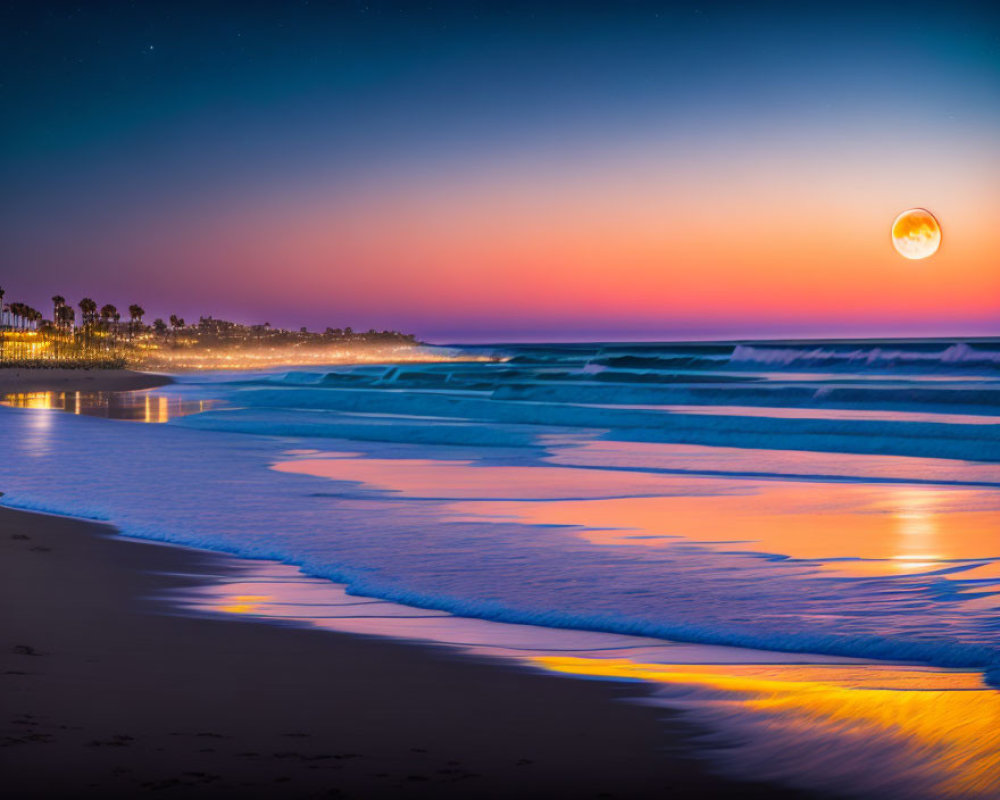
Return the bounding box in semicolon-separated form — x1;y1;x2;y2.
891;208;941;260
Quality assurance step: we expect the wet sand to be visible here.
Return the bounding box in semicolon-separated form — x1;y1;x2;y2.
0;505;810;799
0;369;804;797
0;368;172;394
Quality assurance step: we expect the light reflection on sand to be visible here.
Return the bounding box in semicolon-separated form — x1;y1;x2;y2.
445;483;1000;579
536;657;1000;799
19;405;55;457
176;559;1000;799
1;390;214;422
274;452;1000;582
273;456;746;500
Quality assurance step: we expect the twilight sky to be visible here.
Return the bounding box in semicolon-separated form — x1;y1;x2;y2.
2;1;999;341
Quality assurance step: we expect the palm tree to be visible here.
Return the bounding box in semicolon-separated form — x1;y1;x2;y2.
128;304;145;339
99;304;117;352
169;315;185;343
49;295;66;357
57;305;75;345
79;297;97;325
51;295;65;327
78;298;97;352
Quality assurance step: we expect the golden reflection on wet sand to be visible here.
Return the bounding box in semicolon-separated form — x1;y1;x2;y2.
1;391;211;422
190;563;1000;799
216;594;273;614
534;657;1000;798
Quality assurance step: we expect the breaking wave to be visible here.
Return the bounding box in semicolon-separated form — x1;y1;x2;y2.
729;342;1000;369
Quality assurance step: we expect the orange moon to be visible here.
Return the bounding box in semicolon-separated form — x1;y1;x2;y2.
891;208;941;260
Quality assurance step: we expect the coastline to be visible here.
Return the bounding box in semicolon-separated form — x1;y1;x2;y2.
0;504;807;799
0;368;173;394
0;371;807;797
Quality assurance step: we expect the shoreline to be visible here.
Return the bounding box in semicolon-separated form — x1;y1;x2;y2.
0;368;173;394
0;372;806;796
0;503;808;798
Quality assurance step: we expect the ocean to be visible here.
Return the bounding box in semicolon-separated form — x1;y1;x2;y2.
2;336;999;797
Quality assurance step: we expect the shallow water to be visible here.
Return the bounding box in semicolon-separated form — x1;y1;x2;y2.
1;337;998;797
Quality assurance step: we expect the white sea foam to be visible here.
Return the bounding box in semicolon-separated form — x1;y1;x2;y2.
729;341;1000;368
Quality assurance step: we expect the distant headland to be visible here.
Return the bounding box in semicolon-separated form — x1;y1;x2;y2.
0;287;418;370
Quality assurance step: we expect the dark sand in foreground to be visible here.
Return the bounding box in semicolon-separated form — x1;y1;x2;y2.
0;368;171;394
0;507;809;799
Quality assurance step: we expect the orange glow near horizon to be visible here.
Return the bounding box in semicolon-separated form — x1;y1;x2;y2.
50;135;1000;337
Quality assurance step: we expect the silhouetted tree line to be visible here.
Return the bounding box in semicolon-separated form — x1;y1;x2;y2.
2;285;417;365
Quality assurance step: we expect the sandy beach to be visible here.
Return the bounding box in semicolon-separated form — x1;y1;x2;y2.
0;504;811;799
0;369;172;395
4;354;996;798
0;366;811;799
